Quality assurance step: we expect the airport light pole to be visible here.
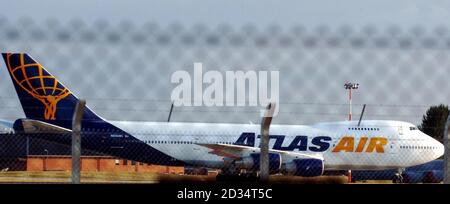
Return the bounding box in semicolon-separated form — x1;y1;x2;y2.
344;82;358;183
344;82;359;121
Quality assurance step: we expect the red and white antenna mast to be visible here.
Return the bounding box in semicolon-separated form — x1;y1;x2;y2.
344;82;359;121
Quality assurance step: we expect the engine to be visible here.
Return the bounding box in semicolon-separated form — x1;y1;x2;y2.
282;159;324;177
235;153;282;173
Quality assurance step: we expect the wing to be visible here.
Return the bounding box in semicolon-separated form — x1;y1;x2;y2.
197;143;323;161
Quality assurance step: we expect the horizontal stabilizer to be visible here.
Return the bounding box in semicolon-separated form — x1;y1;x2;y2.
20;119;72;134
0;119;14;133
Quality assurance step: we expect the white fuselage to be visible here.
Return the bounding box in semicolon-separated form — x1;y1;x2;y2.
111;120;444;171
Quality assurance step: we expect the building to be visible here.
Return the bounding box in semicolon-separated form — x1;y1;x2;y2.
0;133;184;174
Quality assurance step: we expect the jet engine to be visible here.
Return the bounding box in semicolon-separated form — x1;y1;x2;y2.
235;153;282;173
282;159;324;177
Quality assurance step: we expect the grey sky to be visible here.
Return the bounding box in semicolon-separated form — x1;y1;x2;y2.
1;0;450;28
0;0;449;126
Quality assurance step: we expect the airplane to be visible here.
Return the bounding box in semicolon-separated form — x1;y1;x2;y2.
0;52;445;178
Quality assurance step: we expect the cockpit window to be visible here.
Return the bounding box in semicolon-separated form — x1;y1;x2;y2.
410;127;417;131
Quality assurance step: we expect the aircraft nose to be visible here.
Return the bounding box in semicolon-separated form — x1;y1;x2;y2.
436;141;445;158
421;131;444;159
428;134;444;159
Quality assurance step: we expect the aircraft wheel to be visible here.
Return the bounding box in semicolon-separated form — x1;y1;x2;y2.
240;172;259;181
216;168;241;182
393;174;403;184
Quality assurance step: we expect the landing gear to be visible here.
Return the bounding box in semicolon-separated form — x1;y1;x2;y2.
216;168;259;182
240;171;259;181
216;166;240;181
393;168;405;184
393;173;404;183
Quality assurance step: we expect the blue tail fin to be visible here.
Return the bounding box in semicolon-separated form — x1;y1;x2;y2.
2;53;103;129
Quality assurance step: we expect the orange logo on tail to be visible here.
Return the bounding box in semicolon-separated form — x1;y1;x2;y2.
5;53;71;120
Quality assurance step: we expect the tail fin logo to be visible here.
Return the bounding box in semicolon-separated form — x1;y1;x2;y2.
4;53;71;120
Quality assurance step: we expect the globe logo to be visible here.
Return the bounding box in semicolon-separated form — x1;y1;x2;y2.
4;53;71;120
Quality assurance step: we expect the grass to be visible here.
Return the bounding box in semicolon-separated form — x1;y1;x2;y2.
0;171;160;183
353;180;393;184
0;171;350;184
269;175;348;184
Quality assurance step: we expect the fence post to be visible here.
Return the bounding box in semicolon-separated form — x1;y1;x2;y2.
444;115;450;184
260;103;275;183
72;100;86;184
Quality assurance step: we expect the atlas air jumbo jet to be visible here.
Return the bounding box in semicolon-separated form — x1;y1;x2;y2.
0;53;445;177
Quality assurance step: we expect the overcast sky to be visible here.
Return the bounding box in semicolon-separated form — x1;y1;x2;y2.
1;0;450;125
1;0;450;28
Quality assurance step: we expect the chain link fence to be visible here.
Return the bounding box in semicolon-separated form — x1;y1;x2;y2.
0;16;448;183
